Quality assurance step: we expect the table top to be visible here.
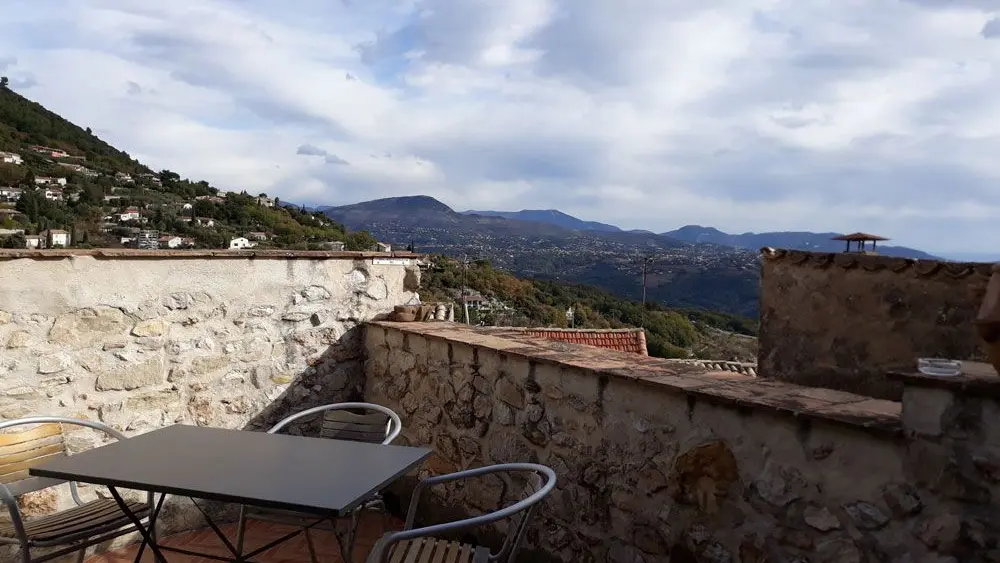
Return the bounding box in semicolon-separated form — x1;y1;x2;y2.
30;424;432;516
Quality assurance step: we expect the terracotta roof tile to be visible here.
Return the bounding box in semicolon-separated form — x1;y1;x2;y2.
484;327;648;355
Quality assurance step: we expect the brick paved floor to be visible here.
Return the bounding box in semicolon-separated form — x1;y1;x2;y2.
84;513;402;563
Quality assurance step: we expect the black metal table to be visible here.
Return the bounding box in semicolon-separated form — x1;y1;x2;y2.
30;424;432;563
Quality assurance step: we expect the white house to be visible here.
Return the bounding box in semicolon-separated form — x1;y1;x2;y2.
24;235;42;249
257;196;275;207
195;217;215;227
374;242;392;252
0;187;22;201
34;177;67;186
43;189;63;201
119;208;141;222
158;235;183;249
182;203;193;210
0;151;23;165
246;231;268;241
43;229;70;248
229;237;257;250
115;172;134;183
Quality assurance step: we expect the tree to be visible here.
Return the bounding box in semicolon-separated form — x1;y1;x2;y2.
0;233;24;248
158;169;181;184
0;163;26;185
0;76;8;89
344;230;378;251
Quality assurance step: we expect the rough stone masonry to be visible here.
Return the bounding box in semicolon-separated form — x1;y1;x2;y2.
0;250;420;552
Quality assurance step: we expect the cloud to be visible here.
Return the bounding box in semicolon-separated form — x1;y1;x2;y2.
296;144;328;156
0;0;998;253
296;143;349;164
984;17;1000;38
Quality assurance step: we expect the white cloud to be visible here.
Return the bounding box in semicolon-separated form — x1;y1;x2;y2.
0;0;999;253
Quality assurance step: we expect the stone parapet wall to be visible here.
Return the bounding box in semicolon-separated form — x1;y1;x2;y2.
365;322;992;562
758;248;991;400
0;252;419;556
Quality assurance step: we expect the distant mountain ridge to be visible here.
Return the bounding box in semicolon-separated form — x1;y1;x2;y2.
462;209;621;232
454;206;935;259
322;196;761;317
660;225;936;260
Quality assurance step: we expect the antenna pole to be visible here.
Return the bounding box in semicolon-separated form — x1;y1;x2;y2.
640;254;655;328
462;255;471;325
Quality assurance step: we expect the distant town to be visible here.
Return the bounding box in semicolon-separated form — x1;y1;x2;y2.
0;145;391;252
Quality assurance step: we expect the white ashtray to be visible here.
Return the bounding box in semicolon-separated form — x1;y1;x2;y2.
917;358;962;377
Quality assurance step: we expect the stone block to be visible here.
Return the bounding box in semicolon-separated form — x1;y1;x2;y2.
37;354;72;374
49;307;130;347
95;355;166;391
495;377;524;409
6;330;31;349
132;318;171;337
901;386;954;437
450;342;476;368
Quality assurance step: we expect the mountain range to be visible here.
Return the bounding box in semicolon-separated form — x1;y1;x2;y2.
462;209;622;233
462;209;935;259
322;196;946;318
323;197;760;317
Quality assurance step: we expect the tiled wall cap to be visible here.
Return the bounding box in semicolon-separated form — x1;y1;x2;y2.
758;248;993;279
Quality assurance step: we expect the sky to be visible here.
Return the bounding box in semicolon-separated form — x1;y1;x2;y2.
1;0;999;254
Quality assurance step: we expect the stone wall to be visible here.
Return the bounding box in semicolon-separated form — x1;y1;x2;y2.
0;250;420;559
758;249;992;400
366;322;999;562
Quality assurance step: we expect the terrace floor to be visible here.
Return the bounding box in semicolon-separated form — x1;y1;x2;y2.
85;514;402;563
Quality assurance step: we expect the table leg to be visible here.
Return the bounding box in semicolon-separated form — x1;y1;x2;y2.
107;487;168;563
189;499;245;560
132;494;167;563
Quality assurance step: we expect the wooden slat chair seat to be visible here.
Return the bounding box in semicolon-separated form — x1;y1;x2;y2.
366;464;557;563
0;499;149;544
384;538;489;563
319;409;392;444
0;417;153;563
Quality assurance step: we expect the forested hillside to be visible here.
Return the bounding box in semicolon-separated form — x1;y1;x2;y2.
420;256;758;361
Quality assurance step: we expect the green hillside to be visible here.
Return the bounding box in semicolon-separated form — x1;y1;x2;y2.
0;80;376;250
420;256;758;361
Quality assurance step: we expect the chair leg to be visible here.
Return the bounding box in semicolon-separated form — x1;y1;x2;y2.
303;528;319;563
19;544;31;563
75;547;86;563
235;504;248;556
345;509;362;561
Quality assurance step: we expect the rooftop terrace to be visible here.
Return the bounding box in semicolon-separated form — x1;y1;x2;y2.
0;249;998;562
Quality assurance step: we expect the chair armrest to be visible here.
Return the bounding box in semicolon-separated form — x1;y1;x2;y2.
403;463;552;529
0;482;29;546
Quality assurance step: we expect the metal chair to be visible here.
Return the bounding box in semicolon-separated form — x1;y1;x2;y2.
366;463;557;563
234;402;402;562
0;417;155;563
